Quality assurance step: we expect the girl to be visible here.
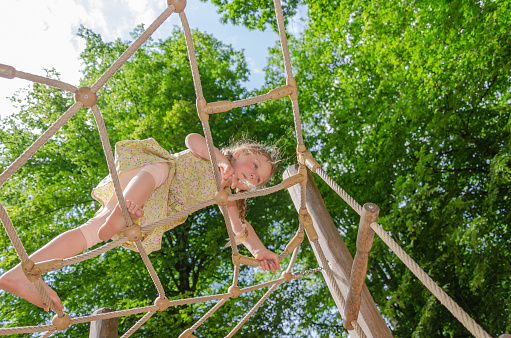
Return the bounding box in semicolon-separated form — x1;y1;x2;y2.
0;133;281;311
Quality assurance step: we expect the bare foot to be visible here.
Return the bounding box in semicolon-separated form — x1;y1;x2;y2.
97;200;144;241
0;266;64;311
125;200;144;219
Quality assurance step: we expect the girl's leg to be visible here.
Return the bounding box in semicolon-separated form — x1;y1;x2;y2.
0;227;87;310
0;162;168;310
98;162;169;241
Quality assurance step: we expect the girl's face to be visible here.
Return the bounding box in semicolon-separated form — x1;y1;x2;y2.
232;150;272;190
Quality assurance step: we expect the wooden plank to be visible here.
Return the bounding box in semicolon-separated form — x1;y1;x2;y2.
284;165;392;338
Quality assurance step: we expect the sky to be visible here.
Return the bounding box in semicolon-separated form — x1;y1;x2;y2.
0;0;306;120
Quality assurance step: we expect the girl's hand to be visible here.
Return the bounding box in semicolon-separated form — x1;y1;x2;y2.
219;159;238;189
253;248;281;273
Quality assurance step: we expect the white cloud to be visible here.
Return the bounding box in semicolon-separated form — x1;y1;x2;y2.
0;0;279;120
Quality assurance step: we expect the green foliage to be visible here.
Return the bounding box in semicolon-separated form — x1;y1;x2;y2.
3;0;510;336
200;0;303;32
261;0;511;336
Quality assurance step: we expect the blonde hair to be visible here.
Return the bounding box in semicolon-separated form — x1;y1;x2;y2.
221;139;280;224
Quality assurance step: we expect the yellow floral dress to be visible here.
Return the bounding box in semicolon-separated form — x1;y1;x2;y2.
91;138;218;254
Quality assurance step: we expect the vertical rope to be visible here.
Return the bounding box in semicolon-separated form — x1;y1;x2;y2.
232;264;241;287
179;11;204;99
272;0;305;146
311;238;367;338
285;245;300;273
290;98;304;145
300;181;307;209
370;222;492;338
201;122;238;254
272;0;293;79
134;241;166;298
91;105;132;225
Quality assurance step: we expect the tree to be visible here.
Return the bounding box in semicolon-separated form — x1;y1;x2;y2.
251;0;511;336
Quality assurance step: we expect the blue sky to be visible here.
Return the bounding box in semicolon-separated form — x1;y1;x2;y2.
0;0;306;119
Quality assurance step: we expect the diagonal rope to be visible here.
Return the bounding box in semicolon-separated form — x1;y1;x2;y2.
225;282;283;338
0;102;82;187
121;311;156;338
91;5;177;93
185;298;229;335
370;222;492;338
39;330;55;338
0;203;30;264
315;167;363;216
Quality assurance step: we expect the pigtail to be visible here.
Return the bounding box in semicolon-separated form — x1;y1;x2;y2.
236;195;247;225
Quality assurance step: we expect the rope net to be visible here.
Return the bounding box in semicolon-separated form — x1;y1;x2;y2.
0;0;498;337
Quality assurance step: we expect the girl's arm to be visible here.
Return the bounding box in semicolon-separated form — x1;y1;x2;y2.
185;133;227;163
227;201;281;273
185;133;237;189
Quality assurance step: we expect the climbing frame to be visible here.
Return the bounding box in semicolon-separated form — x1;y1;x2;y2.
0;0;505;337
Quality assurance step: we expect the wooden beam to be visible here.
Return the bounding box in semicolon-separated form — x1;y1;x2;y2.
284;165;392;338
89;308;118;338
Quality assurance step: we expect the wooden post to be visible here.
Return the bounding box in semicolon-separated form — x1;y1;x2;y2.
284;165;392;338
344;203;378;330
89;308;118;338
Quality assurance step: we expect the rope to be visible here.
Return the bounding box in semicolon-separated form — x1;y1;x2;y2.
225;282;282;338
121;311;155;338
0;204;64;317
33;280;64;317
187;298;228;334
70;306;158;325
91;105;132;226
315;167;363;216
134;240;166;298
370;222;492;338
179;11;204;99
40;330;55;338
63;237;127;266
141;199;215;233
311;238;367;338
0;203;30;264
91;5;176;93
272;0;293;80
0;324;55;336
201;121;239;254
15;71;77;93
0;102;82;187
